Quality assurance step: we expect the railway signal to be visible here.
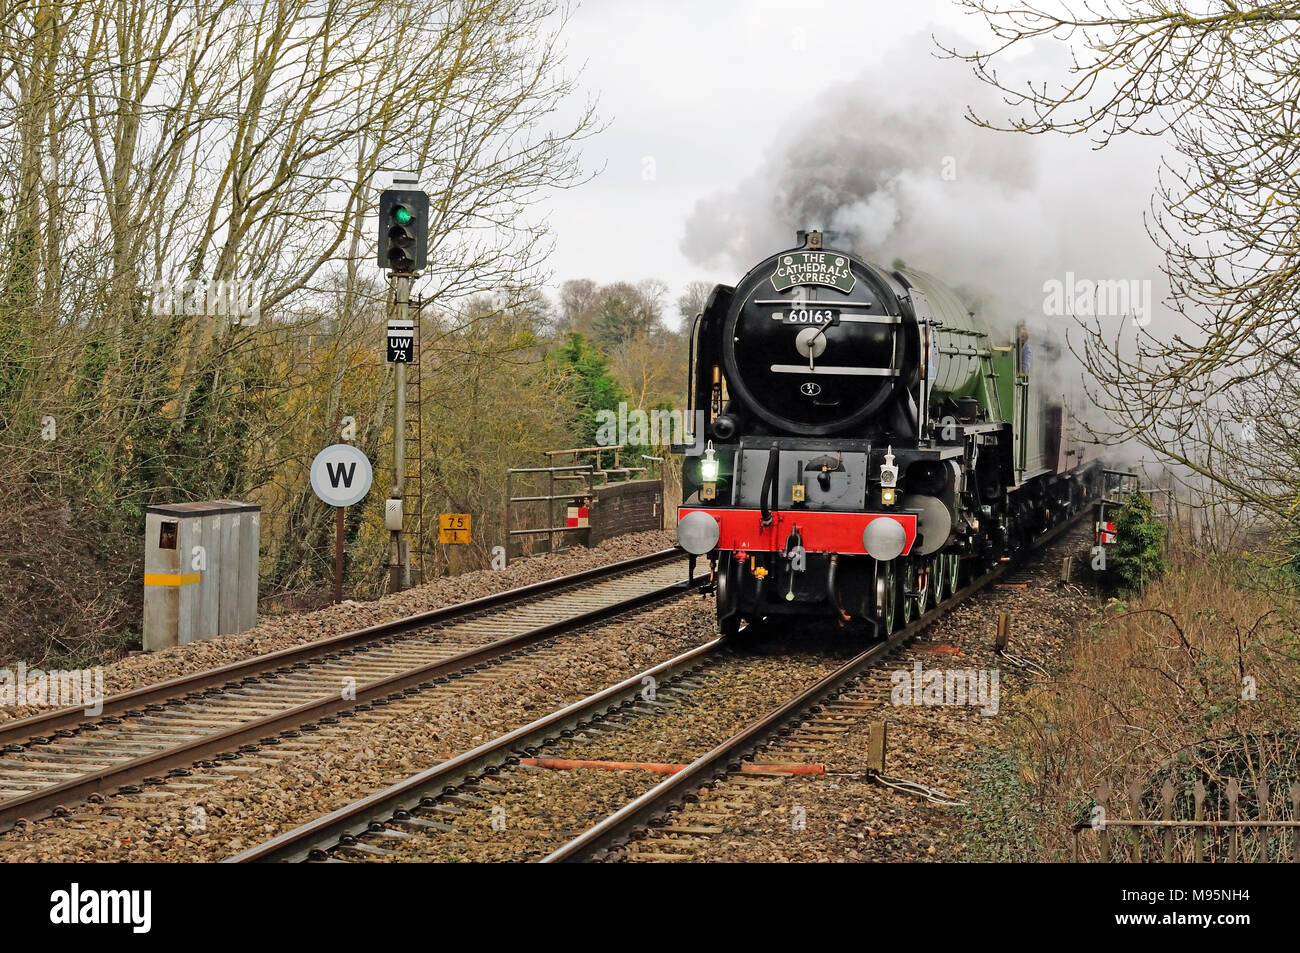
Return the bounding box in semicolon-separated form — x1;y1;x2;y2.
377;189;428;273
376;179;428;592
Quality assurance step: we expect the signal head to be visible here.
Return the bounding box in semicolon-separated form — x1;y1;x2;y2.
377;190;429;273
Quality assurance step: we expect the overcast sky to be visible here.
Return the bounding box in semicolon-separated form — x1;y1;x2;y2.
540;0;1170;328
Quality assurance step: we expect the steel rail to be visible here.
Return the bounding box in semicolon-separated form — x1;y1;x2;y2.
0;548;682;748
231;505;1092;864
224;639;726;862
0;552;693;831
543;508;1090;862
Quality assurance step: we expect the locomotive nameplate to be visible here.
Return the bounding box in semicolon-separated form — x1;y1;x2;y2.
770;252;856;294
773;307;840;326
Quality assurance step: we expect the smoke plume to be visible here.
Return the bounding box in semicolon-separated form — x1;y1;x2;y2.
683;38;1168;316
679;31;1173;467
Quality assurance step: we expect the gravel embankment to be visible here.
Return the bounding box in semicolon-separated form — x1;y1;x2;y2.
0;531;675;725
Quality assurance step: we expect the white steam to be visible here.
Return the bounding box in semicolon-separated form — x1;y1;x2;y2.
679;31;1176;462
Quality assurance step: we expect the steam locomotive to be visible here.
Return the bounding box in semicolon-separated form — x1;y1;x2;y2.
675;231;1102;636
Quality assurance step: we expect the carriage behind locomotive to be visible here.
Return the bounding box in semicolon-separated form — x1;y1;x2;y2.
675;231;1102;636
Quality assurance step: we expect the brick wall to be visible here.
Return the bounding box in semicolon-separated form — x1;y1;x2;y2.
589;479;664;544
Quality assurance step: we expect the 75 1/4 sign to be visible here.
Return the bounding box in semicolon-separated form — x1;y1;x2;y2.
439;513;471;544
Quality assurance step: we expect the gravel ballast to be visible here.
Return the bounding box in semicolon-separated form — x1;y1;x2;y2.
0;593;714;862
0;526;1103;863
370;648;846;862
615;525;1102;862
0;531;675;725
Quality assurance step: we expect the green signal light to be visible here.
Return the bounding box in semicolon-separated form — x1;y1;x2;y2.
393;206;413;225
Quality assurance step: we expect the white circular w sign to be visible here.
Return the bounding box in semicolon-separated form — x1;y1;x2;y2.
310;444;373;508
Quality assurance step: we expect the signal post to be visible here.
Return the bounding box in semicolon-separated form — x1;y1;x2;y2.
377;178;428;592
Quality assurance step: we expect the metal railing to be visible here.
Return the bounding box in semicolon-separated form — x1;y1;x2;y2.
544;445;647;484
505;446;658;558
1100;468;1172;514
504;463;593;558
1101;468;1140;504
1074;779;1300;862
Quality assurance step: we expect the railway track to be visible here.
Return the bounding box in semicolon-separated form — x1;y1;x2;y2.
228;509;1090;863
0;550;694;832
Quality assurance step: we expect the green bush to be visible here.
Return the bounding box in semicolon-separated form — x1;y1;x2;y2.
1112;492;1167;590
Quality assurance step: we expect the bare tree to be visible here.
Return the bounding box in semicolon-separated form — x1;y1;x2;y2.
945;2;1300;548
556;278;599;332
677;280;713;327
0;0;602;650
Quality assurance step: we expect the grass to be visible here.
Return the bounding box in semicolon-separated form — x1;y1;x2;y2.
959;537;1300;861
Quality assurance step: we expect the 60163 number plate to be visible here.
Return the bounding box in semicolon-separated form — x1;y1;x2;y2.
773;308;839;326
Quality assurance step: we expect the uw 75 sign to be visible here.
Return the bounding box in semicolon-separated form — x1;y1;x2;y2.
387;318;413;363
